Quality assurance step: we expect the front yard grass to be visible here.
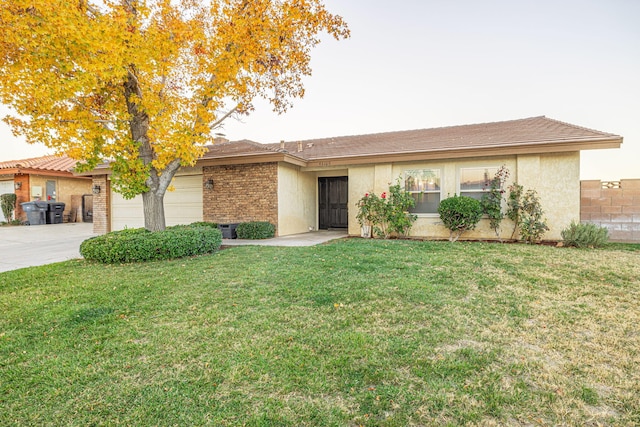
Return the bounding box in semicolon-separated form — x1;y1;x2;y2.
1;239;639;426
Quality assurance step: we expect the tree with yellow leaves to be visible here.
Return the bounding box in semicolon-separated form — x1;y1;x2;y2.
0;0;349;230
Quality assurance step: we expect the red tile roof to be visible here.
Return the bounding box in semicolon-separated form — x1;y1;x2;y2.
0;155;79;173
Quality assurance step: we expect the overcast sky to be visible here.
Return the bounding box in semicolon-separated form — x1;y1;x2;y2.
1;0;638;180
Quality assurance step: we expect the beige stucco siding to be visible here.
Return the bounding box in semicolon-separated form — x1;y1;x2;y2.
110;169;203;231
28;175;91;210
348;165;375;236
347;153;579;240
528;152;580;240
277;163;317;235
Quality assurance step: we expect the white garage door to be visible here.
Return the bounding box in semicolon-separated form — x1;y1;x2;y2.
0;180;14;222
110;175;203;231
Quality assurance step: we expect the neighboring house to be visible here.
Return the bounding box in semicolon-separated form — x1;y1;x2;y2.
88;116;622;240
0;155;92;222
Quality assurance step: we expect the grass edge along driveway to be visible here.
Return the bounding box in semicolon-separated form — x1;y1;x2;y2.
1;239;639;426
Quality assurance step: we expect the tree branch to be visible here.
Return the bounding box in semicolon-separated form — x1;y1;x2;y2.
210;106;238;130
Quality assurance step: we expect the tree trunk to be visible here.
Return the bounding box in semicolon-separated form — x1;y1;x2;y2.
125;69;182;232
142;189;166;232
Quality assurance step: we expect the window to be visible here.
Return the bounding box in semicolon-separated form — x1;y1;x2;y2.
459;167;498;200
405;169;441;214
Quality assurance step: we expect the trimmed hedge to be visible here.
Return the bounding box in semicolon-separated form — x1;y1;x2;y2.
561;221;609;248
80;223;222;263
438;195;483;242
188;221;219;229
236;221;275;239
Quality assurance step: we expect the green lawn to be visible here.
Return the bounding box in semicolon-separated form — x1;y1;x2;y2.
1;239;639;426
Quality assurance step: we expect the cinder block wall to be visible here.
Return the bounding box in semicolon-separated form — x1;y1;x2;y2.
203;163;278;234
580;179;640;242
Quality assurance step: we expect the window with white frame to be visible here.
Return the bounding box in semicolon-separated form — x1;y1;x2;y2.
405;169;441;214
459;166;499;200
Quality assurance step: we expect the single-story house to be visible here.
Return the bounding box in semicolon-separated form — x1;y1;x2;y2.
87;116;622;240
0;155;93;223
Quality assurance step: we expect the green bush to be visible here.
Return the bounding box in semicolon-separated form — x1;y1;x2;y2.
438;195;483;242
1;193;17;222
80;223;222;263
236;221;275;239
189;221;219;228
561;221;609;248
355;179;417;238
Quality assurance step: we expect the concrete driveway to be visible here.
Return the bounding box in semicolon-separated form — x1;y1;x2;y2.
0;222;97;273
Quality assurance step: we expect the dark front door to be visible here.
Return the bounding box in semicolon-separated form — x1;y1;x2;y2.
318;177;348;229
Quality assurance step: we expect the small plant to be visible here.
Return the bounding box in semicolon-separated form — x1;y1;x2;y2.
236;221;276;239
506;183;524;239
518;189;549;243
480;166;509;239
386;182;418;237
507;184;549;243
80;223;222;263
561;221;609;248
355;192;378;230
438;195;483;242
1;193;17;222
356;180;417;238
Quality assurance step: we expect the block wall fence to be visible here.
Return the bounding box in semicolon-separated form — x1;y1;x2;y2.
580;179;640;243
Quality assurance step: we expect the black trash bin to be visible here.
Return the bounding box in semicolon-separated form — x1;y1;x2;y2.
218;223;239;239
46;202;66;224
21;201;49;225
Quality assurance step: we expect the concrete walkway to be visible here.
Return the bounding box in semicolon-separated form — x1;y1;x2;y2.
221;230;348;247
0;222;98;273
0;225;347;273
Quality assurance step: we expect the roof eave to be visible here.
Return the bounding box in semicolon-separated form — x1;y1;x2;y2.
1;167;87;178
197;152;307;167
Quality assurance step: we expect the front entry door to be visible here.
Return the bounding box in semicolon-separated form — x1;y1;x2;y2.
318;177;348;229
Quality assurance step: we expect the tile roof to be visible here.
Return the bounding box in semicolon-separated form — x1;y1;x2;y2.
86;116;624;173
263;116;621;161
0;155;79;173
201;139;282;159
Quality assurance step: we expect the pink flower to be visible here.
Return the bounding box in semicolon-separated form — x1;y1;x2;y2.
365;192;369;197
381;192;387;199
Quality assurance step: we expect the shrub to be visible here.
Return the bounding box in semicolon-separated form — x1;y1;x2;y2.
480;166;509;239
561;221;609;248
236;221;275;239
356;180;417;238
438;195;483;242
189;221;218;228
80;223;222;263
1;193;17;222
507;184;549;243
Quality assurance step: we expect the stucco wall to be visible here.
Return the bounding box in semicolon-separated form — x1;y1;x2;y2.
348;152;580;240
531;152;580;240
29;175;91;206
277;163;317;235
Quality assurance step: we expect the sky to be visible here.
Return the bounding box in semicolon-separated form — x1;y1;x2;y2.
1;0;638;180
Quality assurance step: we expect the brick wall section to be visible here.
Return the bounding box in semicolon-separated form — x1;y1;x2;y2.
13;174;29;221
202;163;279;234
580;179;640;242
92;175;110;235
